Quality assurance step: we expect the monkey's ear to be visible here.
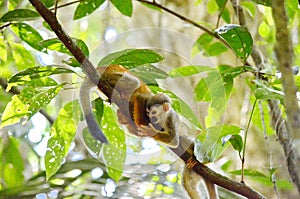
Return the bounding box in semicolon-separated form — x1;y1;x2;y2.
163;103;170;112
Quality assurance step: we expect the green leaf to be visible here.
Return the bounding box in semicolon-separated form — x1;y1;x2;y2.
192;34;228;57
286;0;298;21
40;38;89;56
251;0;271;6
1;84;64;127
216;0;230;23
215;24;253;62
221;8;231;23
0;9;40;22
39;38;69;55
230;169;268;178
255;87;284;100
0;136;24;188
195;124;242;162
82;128;103;156
204;42;228;56
130;65;168;85
74;0;106;20
194;69;227;111
40;0;55;7
241;1;256;18
8;66;74;85
139;1;162;11
11;43;35;70
10;77;58;88
195;78;211;102
62;57;81;68
11;23;44;51
207;0;219;14
169;65;214;77
0;95;28;127
195;33;214;49
98;49;164;68
111;0;133;17
252;100;274;135
221;65;254;78
45;100;82;180
217;65;234;98
216;0;227;8
230;169;293;190
94;98;104;123
102;104;126;182
223;134;243;152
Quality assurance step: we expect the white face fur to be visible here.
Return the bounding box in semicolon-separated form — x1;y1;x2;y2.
146;103;169;127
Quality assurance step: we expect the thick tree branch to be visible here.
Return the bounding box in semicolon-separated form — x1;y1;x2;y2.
268;100;300;193
272;0;300;139
271;0;300;193
28;0;265;198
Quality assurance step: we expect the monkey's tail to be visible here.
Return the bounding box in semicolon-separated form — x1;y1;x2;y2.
79;76;108;144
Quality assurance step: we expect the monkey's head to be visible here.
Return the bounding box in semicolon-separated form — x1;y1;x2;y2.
146;93;171;129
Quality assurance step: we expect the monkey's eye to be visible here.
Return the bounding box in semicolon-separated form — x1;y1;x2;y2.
152;111;157;114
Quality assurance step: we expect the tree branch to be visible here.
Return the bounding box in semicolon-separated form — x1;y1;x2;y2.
271;0;300;193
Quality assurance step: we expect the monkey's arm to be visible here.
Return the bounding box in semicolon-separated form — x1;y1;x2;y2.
79;77;108;143
140;125;179;147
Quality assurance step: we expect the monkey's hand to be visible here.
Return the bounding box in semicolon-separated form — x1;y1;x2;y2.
137;123;179;148
137;123;158;137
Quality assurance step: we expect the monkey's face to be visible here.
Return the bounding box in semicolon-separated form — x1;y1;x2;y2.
146;103;169;129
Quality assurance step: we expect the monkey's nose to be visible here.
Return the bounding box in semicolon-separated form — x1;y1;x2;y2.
151;117;158;123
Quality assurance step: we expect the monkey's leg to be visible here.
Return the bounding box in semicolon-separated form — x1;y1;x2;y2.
182;166;218;199
204;179;218;199
182;167;202;199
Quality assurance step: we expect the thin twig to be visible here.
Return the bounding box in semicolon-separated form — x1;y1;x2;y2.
0;22;12;31
54;0;59;16
241;99;257;183
50;0;80;11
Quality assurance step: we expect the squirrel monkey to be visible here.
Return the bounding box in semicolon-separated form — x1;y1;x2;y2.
80;64;217;198
138;93;180;147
